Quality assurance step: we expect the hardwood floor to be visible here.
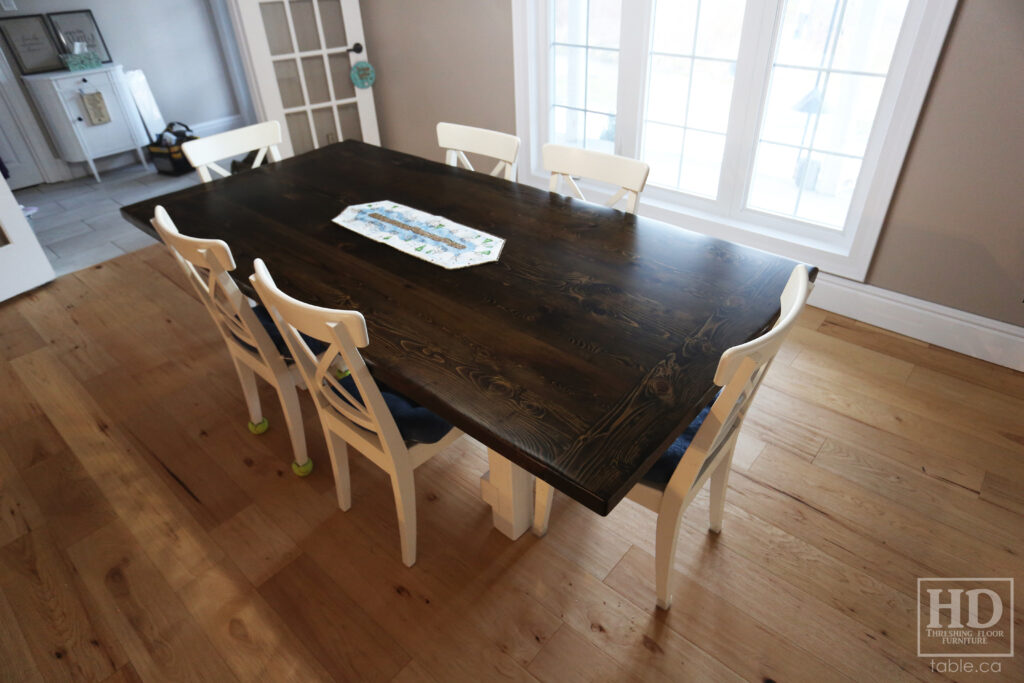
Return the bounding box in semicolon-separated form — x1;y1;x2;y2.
0;246;1021;682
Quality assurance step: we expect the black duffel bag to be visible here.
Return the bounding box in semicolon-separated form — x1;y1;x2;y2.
147;122;198;176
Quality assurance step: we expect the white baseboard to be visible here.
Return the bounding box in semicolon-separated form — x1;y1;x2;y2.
189;114;245;138
809;273;1024;372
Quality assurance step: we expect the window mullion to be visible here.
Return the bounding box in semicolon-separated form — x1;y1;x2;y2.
613;0;653;158
716;0;783;216
533;0;552;182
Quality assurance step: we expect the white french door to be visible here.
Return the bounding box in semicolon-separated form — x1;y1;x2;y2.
230;0;380;157
0;176;54;301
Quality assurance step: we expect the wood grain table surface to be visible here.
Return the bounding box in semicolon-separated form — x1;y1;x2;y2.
122;140;806;515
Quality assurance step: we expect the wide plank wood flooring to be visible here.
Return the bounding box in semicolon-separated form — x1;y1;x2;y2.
0;246;1021;682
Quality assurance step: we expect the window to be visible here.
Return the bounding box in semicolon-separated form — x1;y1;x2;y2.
746;0;909;228
513;0;956;280
641;0;746;199
549;0;621;154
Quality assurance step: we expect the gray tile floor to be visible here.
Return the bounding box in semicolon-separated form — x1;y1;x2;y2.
15;165;201;277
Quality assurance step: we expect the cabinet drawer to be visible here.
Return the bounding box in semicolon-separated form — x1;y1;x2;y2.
54;71;113;93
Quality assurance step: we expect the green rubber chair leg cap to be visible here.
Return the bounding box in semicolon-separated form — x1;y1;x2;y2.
247;418;269;435
292;459;314;477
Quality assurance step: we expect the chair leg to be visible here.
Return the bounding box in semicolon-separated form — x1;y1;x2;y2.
324;431;351;511
708;444;737;534
533;479;554;536
232;358;266;433
390;464;418;567
654;502;685;610
274;381;310;476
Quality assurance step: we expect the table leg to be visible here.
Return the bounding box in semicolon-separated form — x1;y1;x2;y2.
480;449;534;540
533;479;554;537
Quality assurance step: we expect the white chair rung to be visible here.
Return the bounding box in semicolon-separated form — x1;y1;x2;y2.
207;162;232;179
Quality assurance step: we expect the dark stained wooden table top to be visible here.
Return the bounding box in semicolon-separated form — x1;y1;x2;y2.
122;140;806;515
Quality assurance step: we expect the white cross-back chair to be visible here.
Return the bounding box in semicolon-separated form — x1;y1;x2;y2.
250;259;464;567
436;122;521;181
534;265;812;609
151;206;313;476
542;143;651;214
181;120;283;183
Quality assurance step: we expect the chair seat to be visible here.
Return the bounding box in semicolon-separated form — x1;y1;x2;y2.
641;401;714;490
245;304;328;361
334;373;454;445
239;305;452;444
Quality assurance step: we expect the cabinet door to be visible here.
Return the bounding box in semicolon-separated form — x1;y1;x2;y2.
62;83;136;157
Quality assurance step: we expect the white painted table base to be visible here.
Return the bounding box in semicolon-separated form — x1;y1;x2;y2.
480;449;535;540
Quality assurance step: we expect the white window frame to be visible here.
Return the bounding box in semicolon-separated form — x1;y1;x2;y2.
512;0;957;281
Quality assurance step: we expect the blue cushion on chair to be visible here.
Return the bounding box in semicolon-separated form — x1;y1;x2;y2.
240;304;452;444
641;400;715;489
333;373;454;445
247;303;328;362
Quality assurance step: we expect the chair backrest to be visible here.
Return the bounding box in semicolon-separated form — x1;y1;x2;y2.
436;122;521;181
150;206;286;372
666;265;812;494
181;120;283;183
542;143;650;214
249;258;407;455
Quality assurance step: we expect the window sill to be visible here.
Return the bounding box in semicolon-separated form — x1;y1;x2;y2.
635;193;863;279
517;168;866;280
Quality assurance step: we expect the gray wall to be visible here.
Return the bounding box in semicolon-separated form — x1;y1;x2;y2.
2;0;239;127
362;0;1023;327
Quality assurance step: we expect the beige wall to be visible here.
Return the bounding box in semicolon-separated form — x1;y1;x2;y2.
866;0;1024;326
362;0;1023;326
360;0;515;163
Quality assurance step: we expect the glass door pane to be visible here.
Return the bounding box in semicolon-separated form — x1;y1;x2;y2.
286;112;315;154
301;56;331;104
338;103;361;142
289;0;321;51
328;53;356;99
311;107;337;147
260;2;294;54
318;0;347;47
274;59;305;108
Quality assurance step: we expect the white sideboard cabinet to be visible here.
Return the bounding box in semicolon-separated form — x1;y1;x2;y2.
23;64;150;182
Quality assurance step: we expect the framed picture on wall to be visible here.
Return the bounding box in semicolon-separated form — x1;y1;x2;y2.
0;15;64;75
47;10;111;63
